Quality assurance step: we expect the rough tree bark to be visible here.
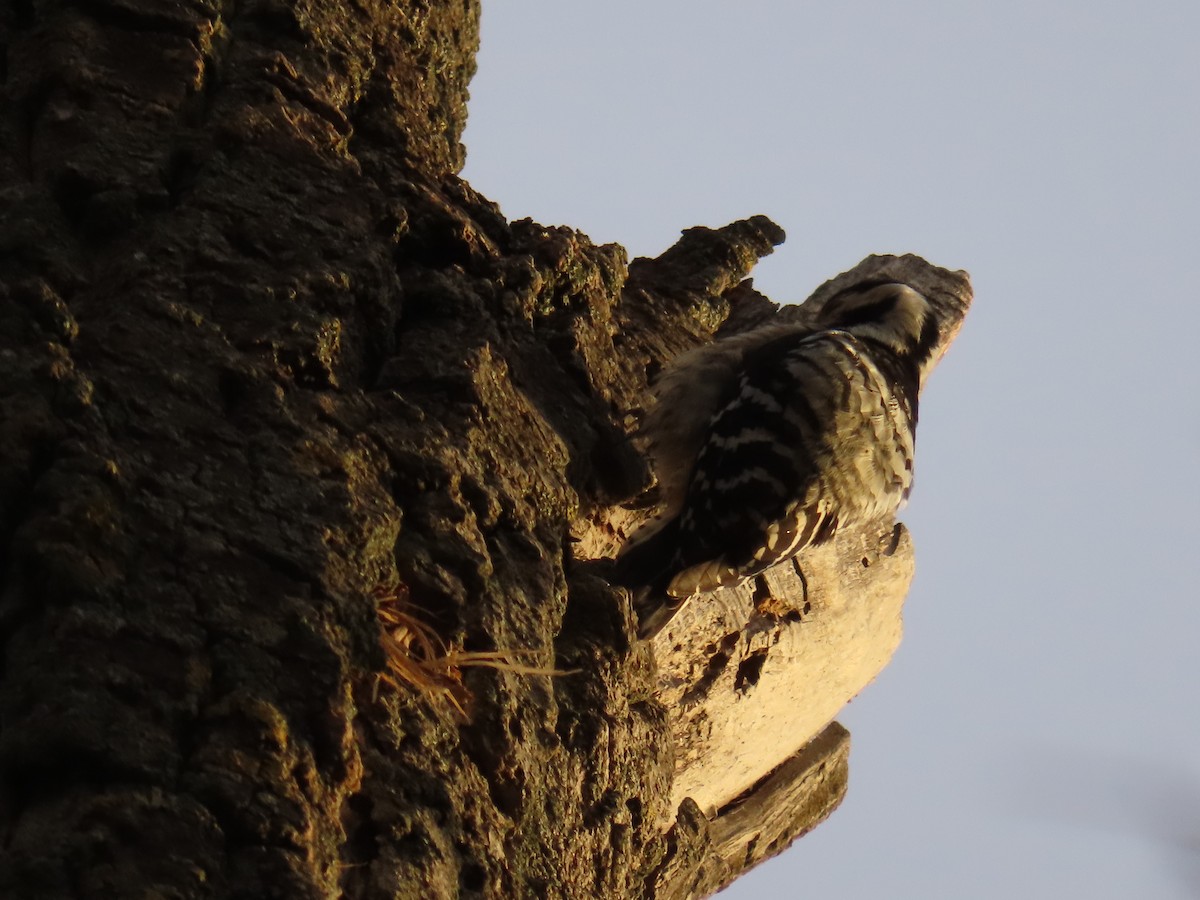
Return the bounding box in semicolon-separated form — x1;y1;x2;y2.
0;2;971;899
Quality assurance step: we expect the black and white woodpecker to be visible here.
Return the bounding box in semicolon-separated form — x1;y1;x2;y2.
613;279;943;639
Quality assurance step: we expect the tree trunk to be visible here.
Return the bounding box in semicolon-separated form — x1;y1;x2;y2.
0;2;970;898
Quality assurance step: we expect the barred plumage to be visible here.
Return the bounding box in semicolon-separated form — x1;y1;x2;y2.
614;280;941;638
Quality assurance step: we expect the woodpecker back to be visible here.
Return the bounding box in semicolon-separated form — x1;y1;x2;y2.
614;280;940;638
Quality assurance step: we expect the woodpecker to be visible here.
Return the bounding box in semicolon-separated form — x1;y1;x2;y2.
614;280;941;638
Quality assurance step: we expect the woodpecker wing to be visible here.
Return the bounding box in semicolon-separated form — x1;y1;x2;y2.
666;328;915;598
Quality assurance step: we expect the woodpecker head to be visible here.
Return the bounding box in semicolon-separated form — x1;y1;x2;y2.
817;280;942;387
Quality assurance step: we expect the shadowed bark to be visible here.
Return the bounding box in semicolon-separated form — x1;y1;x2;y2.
0;1;970;898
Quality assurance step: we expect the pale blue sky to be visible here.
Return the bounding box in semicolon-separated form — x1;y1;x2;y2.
462;3;1200;897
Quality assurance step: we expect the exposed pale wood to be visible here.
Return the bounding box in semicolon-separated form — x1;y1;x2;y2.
645;723;851;900
708;722;851;887
656;522;911;816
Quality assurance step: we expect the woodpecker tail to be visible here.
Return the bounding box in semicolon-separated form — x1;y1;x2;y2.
610;516;686;639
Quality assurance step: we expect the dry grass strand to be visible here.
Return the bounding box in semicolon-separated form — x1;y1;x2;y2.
373;585;578;716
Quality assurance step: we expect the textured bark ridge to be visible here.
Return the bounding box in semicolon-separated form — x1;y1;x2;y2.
0;2;971;899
